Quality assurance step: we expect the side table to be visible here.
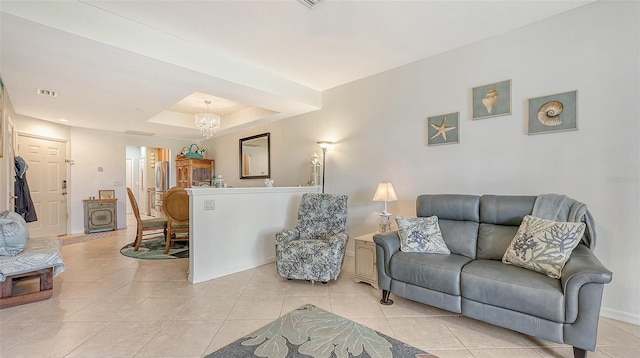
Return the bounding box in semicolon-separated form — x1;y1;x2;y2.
353;233;379;289
83;199;117;234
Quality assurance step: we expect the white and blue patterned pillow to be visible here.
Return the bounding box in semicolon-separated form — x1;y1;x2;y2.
396;216;450;254
502;215;585;279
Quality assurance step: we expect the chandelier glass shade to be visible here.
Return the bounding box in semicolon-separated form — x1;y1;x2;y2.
195;100;220;139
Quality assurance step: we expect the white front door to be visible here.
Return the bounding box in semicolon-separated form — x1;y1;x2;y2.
17;135;68;237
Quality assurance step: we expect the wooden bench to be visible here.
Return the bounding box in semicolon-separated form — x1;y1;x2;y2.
0;237;65;309
0;267;54;309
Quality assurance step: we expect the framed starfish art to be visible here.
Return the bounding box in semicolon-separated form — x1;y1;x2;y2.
426;112;459;146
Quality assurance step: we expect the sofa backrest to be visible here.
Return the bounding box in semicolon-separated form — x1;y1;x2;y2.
477;195;536;260
416;194;480;259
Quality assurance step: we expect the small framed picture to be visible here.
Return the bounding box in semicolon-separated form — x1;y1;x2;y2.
472;79;511;120
99;190;115;199
426;112;459;146
528;90;577;135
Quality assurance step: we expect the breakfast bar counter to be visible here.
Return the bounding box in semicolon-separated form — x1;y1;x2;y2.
186;186;320;284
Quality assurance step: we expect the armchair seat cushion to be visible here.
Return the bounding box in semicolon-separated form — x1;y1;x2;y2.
461;260;564;322
277;239;333;281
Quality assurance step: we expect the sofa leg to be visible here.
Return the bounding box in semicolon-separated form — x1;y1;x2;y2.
380;290;394;306
573;347;587;358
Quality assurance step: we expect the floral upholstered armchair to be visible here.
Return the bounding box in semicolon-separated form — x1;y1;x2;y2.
275;193;348;282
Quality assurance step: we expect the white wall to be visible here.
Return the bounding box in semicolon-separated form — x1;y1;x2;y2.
0;88;18;211
69;127;194;233
205;2;640;323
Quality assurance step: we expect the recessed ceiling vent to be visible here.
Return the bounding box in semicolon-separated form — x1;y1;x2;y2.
124;130;155;136
37;88;57;97
298;0;321;9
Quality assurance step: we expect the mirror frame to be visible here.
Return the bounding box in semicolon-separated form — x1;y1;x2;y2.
239;132;271;179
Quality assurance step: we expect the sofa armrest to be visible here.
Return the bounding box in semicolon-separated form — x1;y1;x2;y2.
562;244;612;323
373;231;401;290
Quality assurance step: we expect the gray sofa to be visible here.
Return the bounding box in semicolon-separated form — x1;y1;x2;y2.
374;194;612;358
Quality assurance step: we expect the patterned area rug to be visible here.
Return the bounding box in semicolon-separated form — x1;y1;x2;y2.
119;236;188;260
206;304;437;358
60;230;121;246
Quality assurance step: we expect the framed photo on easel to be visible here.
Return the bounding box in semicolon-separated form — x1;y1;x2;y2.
99;190;115;199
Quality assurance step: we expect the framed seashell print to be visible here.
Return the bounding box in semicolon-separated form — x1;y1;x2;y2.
528;90;577;135
472;79;511;120
426;112;459;146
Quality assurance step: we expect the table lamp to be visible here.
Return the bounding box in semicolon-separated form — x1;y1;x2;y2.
373;182;397;232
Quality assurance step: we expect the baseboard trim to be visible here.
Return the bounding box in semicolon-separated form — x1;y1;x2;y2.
600;307;640;326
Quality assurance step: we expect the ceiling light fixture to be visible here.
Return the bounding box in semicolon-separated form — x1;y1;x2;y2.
195;99;220;139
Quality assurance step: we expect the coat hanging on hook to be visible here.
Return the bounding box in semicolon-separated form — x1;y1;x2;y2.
14;156;38;222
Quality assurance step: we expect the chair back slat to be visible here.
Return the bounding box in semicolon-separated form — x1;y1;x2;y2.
126;187;142;223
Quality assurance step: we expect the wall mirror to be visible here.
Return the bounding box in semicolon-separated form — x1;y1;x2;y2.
240;132;271;179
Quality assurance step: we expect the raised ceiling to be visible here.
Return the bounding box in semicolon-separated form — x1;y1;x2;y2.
0;0;595;140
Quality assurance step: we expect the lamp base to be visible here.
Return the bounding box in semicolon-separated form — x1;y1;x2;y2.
378;213;392;233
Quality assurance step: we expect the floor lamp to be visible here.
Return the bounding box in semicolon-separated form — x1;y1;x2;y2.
317;141;333;193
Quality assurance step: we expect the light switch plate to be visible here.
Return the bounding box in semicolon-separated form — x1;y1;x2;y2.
204;199;215;210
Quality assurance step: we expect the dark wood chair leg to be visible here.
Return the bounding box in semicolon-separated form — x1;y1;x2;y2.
573;347;587;358
380;289;394;305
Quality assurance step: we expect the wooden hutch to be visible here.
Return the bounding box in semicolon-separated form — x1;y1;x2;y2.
176;158;214;188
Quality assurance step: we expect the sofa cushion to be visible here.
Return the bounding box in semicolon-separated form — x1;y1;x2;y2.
396;216;450;254
476;224;519;260
477;195;535;260
503;215;585;279
479;195;536;226
461;260;564;322
416;195;479;259
390;252;472;296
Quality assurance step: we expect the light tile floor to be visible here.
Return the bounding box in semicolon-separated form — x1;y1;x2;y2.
1;219;638;357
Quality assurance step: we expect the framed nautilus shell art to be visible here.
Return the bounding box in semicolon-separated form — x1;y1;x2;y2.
528;90;577;135
426;112;459;146
472;79;511;120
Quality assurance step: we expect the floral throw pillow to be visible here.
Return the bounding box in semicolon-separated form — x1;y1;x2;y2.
396;216;450;254
502;215;585;279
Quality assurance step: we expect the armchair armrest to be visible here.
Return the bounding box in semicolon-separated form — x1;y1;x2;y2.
327;232;348;248
327;232;349;263
275;228;300;246
562;244;613;323
373;231;401;290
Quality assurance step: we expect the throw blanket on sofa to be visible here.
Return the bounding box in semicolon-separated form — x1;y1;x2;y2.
532;193;596;249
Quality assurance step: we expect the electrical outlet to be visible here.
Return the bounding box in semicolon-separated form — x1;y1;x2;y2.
204;199;215;210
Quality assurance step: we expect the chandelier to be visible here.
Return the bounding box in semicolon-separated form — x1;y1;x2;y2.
195;99;220;139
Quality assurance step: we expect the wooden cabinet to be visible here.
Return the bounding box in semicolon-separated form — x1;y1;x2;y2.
83;199;117;234
353;233;378;289
176;158;214;188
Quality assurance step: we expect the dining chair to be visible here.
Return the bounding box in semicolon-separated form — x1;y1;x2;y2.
126;187;167;251
162;186;190;254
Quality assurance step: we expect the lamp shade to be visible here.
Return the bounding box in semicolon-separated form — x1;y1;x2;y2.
373;182;398;202
317;141;333;150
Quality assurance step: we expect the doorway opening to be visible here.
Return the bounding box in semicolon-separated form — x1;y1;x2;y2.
125;146;170;218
